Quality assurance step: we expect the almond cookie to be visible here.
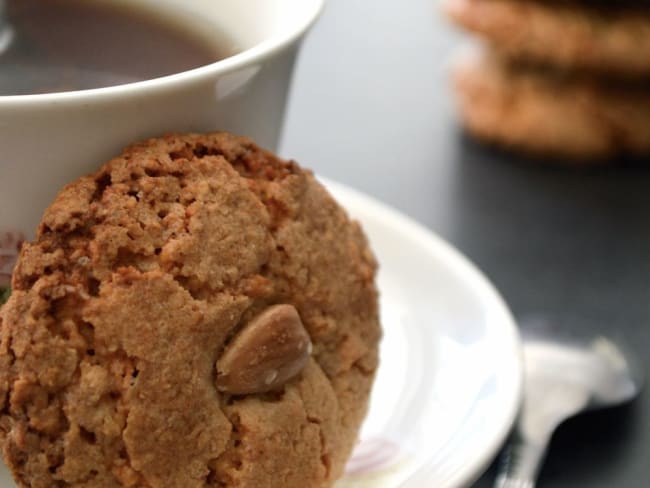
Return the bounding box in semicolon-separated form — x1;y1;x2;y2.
452;49;650;159
444;0;650;77
0;132;381;487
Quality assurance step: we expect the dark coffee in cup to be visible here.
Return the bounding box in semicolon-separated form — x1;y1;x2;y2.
0;0;230;95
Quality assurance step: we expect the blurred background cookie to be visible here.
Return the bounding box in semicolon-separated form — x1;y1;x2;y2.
443;0;650;77
452;49;650;160
443;0;650;162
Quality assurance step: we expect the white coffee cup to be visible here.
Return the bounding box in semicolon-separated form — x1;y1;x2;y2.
0;0;324;287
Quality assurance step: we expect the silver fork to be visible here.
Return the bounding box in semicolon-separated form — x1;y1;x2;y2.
494;321;642;488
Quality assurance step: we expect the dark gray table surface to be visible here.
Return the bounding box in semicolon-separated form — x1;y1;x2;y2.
281;0;650;486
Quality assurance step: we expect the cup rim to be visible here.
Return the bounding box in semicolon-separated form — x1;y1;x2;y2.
0;0;326;105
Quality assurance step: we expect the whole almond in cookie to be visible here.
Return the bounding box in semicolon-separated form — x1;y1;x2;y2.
216;304;312;395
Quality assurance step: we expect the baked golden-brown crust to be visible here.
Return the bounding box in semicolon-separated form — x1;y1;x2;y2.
444;0;650;77
452;49;650;160
0;133;380;487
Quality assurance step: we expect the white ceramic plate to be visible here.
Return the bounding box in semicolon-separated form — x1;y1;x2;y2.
0;180;522;488
326;180;523;488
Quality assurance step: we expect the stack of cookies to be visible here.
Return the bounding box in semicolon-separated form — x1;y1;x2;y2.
443;0;650;161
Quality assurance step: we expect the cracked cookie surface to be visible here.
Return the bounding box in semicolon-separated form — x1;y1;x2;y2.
0;133;381;487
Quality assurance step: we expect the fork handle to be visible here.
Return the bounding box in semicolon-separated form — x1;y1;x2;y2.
494;432;549;488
